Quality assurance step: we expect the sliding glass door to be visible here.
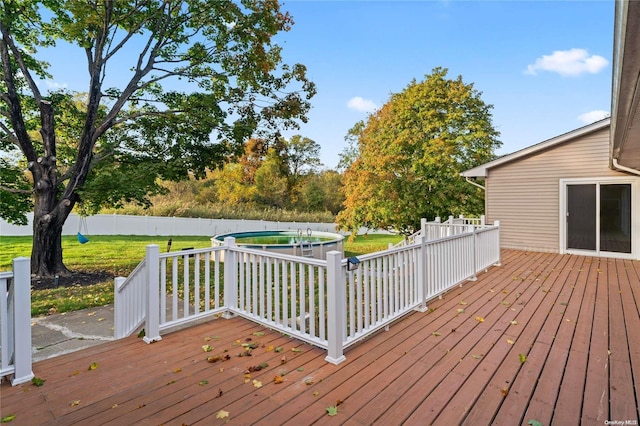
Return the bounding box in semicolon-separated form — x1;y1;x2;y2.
566;183;632;254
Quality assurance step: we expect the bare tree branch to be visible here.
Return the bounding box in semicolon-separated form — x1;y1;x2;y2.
0;185;31;195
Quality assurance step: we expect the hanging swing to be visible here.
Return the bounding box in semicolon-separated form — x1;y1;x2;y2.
77;216;90;244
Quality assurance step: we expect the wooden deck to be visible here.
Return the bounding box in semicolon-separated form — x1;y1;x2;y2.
2;250;639;425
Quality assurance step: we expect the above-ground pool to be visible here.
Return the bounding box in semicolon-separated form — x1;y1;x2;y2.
211;230;344;259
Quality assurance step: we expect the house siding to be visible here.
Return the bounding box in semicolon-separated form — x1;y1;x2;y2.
485;127;629;252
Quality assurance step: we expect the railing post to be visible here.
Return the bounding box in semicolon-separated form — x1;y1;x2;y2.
10;257;34;385
223;237;238;319
494;221;502;266
480;215;486;226
415;236;428;312
469;225;478;281
113;277;125;339
325;251;346;365
143;244;162;344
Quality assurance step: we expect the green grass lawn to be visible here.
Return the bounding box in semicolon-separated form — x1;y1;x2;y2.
1;233;402;316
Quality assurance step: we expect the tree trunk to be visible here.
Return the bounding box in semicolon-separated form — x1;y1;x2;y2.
31;212;70;278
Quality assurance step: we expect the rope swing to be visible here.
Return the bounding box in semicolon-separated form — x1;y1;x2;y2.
77;216;90;244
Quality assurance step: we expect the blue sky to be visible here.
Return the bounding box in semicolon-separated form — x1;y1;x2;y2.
275;0;614;168
36;1;614;170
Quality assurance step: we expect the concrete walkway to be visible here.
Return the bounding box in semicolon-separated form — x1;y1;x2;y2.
31;304;115;362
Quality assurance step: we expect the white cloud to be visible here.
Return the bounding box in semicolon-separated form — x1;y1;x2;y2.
525;48;608;77
35;79;68;90
578;110;610;124
45;80;68;90
347;96;378;113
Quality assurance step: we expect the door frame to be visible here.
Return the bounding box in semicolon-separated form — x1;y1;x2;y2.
559;177;639;259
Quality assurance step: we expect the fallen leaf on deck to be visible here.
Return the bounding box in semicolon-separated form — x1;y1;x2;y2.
202;345;213;352
253;331;265;337
457;308;465;314
506;339;515;345
326;406;338;416
112;404;118;409
88;362;98;371
204;336;212;342
501;301;510;306
501;388;509;397
274;346;283;353
87;312;96;316
173;368;182;373
274;375;285;384
291;348;303;353
199;380;209;386
97;318;105;322
313;391;319;396
70;400;80;407
459;301;468;305
297;367;304;372
527;420;543;426
519;354;527;363
472;354;483;359
475;316;485;323
253;379;263;388
1;414;16;423
266;345;274;352
510;320;518;325
305;379;314;385
216;410;229;419
31;377;45;387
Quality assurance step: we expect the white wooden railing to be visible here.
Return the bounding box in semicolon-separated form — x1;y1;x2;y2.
115;220;500;364
393;215;486;248
114;259;147;339
0;257;34;386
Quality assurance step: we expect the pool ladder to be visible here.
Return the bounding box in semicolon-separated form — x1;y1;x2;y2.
298;228;314;258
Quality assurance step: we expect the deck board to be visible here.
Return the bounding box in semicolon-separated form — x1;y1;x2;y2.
2;250;639;425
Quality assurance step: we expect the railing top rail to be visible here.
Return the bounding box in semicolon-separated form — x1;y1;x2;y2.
231;246;328;267
116;258;146;294
159;246;226;259
0;271;13;279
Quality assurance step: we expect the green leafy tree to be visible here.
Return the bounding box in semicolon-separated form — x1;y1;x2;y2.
0;0;315;277
285;134;322;181
337;67;500;235
337;120;364;172
298;170;343;214
254;148;288;208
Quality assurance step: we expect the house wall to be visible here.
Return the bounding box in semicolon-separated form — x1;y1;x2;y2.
485;127;632;252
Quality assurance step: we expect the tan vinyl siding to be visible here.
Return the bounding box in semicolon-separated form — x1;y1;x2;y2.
485;127;628;252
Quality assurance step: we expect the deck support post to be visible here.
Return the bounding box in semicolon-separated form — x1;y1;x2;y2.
223;237;238;319
325;250;346;365
143;245;162;344
10;257;34;385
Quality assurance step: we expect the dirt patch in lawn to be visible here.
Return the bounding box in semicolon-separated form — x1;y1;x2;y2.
31;271;114;291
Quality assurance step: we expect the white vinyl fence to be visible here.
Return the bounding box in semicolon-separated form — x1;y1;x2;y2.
115;219;501;364
0;258;34;386
0;213;338;237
